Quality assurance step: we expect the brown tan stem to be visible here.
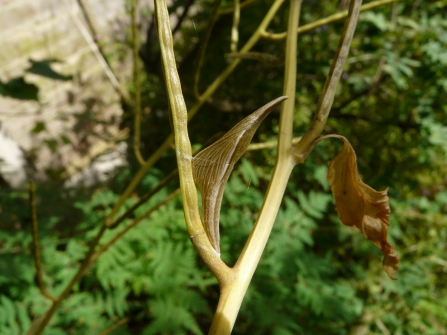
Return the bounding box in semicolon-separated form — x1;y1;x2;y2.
292;0;363;161
29;181;58;302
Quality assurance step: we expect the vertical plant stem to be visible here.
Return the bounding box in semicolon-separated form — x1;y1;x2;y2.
29;181;57;302
230;0;240;52
209;1;302;334
154;0;232;284
131;0;145;166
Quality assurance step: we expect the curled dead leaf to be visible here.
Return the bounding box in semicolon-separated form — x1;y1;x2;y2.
322;135;398;279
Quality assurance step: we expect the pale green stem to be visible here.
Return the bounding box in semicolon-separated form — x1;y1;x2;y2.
230;0;240;52
209;1;302;333
154;0;232;284
261;0;398;40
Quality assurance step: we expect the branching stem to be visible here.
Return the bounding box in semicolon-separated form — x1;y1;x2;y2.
261;0;398;40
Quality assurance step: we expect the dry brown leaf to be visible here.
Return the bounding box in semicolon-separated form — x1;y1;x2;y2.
323;135;398;279
192;96;288;253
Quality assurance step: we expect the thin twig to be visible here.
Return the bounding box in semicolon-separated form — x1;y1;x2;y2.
27;224;108;335
172;0;195;35
29;181;58;302
65;0;131;103
246;137;301;151
108;169;178;229
218;0;257;15
230;0;240;52
92;189;181;263
193;0;224;100
98;317;129;335
76;0;102;43
131;0;145;166
226;51;284;67
261;0;399;40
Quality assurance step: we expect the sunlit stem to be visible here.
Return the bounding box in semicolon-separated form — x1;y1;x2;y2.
261;0;397;40
154;0;233;284
209;0;301;333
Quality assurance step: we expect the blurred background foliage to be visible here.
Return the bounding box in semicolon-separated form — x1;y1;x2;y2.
1;0;447;334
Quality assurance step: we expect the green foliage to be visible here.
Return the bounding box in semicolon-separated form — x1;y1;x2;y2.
1;0;446;334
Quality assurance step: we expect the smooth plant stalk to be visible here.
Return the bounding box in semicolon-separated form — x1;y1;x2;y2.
29;181;57;302
209;0;302;333
131;0;145;166
230;0;240;52
261;0;398;40
154;0;232;284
